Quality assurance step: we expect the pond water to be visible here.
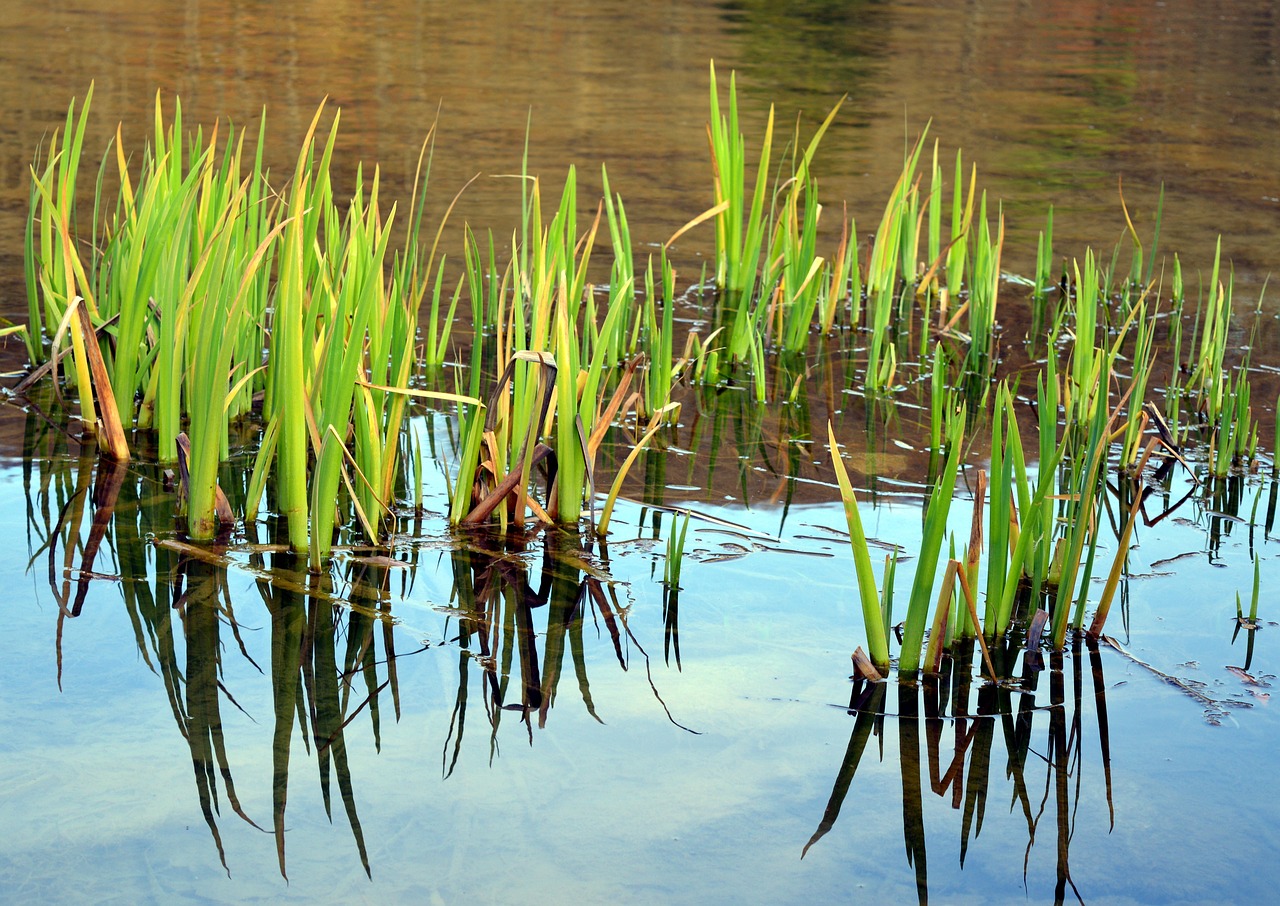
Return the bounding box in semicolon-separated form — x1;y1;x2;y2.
6;400;1280;904
2;1;1280;903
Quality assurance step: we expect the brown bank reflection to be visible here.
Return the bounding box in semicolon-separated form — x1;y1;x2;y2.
805;636;1115;906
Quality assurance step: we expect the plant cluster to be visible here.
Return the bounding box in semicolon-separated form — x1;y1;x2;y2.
18;68;1271;676
23;90;477;567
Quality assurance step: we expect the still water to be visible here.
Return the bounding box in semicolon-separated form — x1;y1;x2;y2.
2;1;1280;902
6;401;1280;904
2;0;1279;304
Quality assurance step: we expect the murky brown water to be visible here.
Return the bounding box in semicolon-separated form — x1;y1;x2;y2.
2;0;1278;315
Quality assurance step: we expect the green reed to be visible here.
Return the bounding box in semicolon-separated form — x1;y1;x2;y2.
451;162;651;529
946;153;977;302
896;408;965;676
983;384;1017;625
25;86;128;458
1274;395;1280;476
183;166;281;540
267;118;324;552
23;92;470;553
927;142;943;287
1119;300;1157;469
707;62;774;364
25;88;94;365
640;252;680;421
396;127;474;371
820;211;858;335
1034;206;1055;299
705;63;843;370
664;512;692;588
829;421;891;670
829;405;965;677
863;131;928;393
601;164;636;365
1188;239;1232;412
867;131;927;302
961;193;1003;376
1210;369;1254;477
1240;557;1261;625
1051;358;1116;648
21;79;1280;681
774;175;825;354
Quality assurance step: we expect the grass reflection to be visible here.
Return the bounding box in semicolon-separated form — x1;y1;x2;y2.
176;557;266;876
21;412;693;877
13;323;1274;889
805;637;1115;904
442;527;695;771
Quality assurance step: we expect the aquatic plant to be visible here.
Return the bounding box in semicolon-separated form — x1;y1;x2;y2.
707;63;775;367
829;405;968;678
18;78;1280;703
23;93;471;553
17;67;1280;906
828;420;891;671
705;62;844;372
447;164;638;529
1031;205;1055;332
637;252;682;422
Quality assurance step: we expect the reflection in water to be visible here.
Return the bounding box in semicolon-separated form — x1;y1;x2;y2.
175;558;266;875
678;369;813;532
15;387;1276;892
446;533;584;757
5;1;1280;898
443;528;696;773
806;637;1114;905
23;403;691;877
266;557;377;879
662;581;683;670
608;346;935;521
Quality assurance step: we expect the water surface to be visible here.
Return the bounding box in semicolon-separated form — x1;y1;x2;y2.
2;2;1280;903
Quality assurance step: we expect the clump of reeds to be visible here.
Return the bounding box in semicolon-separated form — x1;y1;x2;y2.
703;63;854;376
448;164;623;529
23;91;466;560
828;220;1257;681
21;75;1276;674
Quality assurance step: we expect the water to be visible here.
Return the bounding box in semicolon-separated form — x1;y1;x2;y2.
2;1;1278;306
2;1;1280;902
4;398;1279;903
